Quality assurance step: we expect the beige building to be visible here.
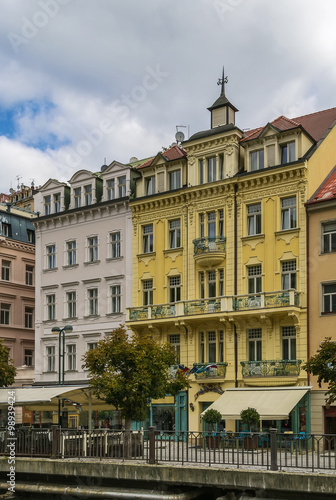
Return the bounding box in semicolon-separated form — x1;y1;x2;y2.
306;166;336;435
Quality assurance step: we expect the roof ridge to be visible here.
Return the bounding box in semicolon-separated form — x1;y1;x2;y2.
292;106;336;121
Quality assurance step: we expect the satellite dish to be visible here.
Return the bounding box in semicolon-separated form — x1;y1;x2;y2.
175;131;185;143
129;157;138;163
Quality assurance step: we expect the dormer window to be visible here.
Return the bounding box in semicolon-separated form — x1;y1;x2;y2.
54;193;61;213
74;187;81;208
145;176;156;196
44;195;51;215
107;179;115;200
207;157;217;182
169;170;181;190
118;176;126;197
280;141;295;164
250;149;264;171
84;185;92;205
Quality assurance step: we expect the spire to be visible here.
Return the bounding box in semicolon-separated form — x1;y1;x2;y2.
217;66;228;97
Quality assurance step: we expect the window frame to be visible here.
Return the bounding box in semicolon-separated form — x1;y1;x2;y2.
280;141;295;164
107;179;115;200
322;221;336;254
66;240;77;266
118;176;126;197
88;288;98;316
46;345;56;372
44;195;51;215
87;236;99;262
322;282;336;314
169;170;181;190
66;291;77;319
142;224;154;254
46;294;56;321
169;276;181;303
110;231;121;259
169;334;181;364
248;328;262;361
54;192;61;213
247;203;261;236
24;306;34;329
250;149;264;171
169;219;181;249
282;326;296;360
111;285;121;313
66;344;77;371
84;184;92;206
247;265;262;294
0;303;10;325
143;279;153;306
281;196;297;230
145;175;156;196
1;260;11;281
281;260;297;290
25;265;34;286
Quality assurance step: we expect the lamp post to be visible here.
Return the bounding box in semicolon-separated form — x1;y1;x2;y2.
52;324;73;426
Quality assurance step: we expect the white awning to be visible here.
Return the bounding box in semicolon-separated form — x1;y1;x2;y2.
201;386;311;420
0;386;115;410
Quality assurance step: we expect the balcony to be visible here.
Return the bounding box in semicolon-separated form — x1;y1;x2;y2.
193;362;227;380
127;290;301;323
240;360;302;378
193;237;226;267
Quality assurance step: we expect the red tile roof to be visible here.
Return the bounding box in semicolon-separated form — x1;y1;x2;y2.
308;166;336;204
137;145;187;169
241;107;336;144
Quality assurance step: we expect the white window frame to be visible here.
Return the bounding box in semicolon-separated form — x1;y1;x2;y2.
282;326;296;360
44;195;51;215
169;170;181;190
250;149;264;171
88;288;98;316
281;196;297;230
46;244;56;269
25;265;34;285
145;176;156;196
66;344;77;371
110;232;121;259
107;179;115;200
248;328;262;361
143;279;153;306
0;303;10;325
66;240;77;266
74;187;81;208
24;306;34;329
169;276;181;303
84;184;92;206
280;141;295;164
169;219;181;249
87;236;98;262
247;203;261;236
54;192;61;213
46;294;56;321
281;260;297;290
66;291;77;318
322;221;336;254
1;260;11;281
118;176;126;197
142;224;153;254
111;285;121;313
322;282;336;314
46;345;56;372
247;265;262;294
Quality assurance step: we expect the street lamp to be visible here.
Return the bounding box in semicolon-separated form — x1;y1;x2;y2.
52;324;73;385
52;324;73;427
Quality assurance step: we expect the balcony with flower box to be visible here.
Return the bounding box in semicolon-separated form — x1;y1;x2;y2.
240;359;302;386
192;362;228;380
193;236;226;267
126;291;301;326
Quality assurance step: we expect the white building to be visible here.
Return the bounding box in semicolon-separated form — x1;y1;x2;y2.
34;161;137;385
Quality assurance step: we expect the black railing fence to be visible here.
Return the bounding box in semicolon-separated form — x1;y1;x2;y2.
0;427;336;472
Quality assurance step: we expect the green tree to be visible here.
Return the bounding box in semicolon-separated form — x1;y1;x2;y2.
0;339;16;387
82;326;190;429
303;337;336;405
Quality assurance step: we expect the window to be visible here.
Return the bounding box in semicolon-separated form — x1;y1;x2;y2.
88;236;98;262
247;203;261;236
84;185;92;205
143;280;153;306
200;214;205;238
142;224;153;253
322;222;336;253
111;285;121;313
250;150;264;171
118;176;126;197
219;331;224;362
169;334;180;364
1;260;10;281
219;209;224;237
87;342;98;351
0;304;10;325
107;179;115;200
208;331;217;363
199;159;204;184
66;291;76;318
207;157;217;182
110;232;121;258
74;187;81;208
1;223;10;237
46;346;55;372
54;193;61;213
323;283;336;313
208;212;216;238
25;265;34;285
208;270;216;298
281;196;296;230
27;229;35;243
169;170;181;190
248;328;262;361
219;269;224;296
281;141;295;164
66;240;77;266
247;265;262;294
169;220;180;249
281;260;297;290
88;288;98;316
44;195;51;215
67;344;76;371
169;276;181;303
46;244;56;269
145;176;156;195
25;307;34;328
24;348;33;366
282;326;296;360
200;331;219;363
46;294;56;320
200;271;205;299
219;154;224;180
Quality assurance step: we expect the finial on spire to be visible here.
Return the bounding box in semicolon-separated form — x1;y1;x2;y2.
217;66;228;96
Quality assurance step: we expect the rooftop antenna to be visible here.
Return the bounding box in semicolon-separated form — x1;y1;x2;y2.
16;175;22;190
217;66;228;96
175;125;189;143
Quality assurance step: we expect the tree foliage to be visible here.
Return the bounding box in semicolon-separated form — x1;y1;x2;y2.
0;339;16;387
240;407;260;431
303;337;336;405
82;326;190;428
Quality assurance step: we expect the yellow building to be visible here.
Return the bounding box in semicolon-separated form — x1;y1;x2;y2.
127;77;336;434
306;167;336;435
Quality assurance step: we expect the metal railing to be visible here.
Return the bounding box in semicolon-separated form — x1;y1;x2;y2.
193;362;228;379
1;428;335;472
240;359;302;378
193;236;226;255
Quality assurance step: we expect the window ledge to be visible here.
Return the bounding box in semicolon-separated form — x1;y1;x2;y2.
137;252;156;259
321;311;336;316
84;315;100;319
106;257;123;262
62;317;78;321
65;370;78;373
275;228;300;236
241;234;265;242
43;267;58;273
63;264;79;269
84;260;100;266
163;247;183;254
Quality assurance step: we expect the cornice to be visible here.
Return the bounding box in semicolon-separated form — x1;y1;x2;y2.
237;166;306;193
0;239;35;254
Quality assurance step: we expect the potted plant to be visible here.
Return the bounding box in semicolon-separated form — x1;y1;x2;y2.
202;409;222;448
240;407;260;450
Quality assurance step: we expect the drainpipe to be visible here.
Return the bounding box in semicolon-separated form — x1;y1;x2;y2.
234;183;238;388
305;202;310;386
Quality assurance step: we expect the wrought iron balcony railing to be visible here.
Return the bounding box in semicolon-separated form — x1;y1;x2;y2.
240;359;302;378
126;291;301;322
192;362;228;379
193;236;226;255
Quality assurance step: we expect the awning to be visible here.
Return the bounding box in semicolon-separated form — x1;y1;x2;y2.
201;386;311;420
0;386;115;411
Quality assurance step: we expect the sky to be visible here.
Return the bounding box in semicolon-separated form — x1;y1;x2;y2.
0;0;336;193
